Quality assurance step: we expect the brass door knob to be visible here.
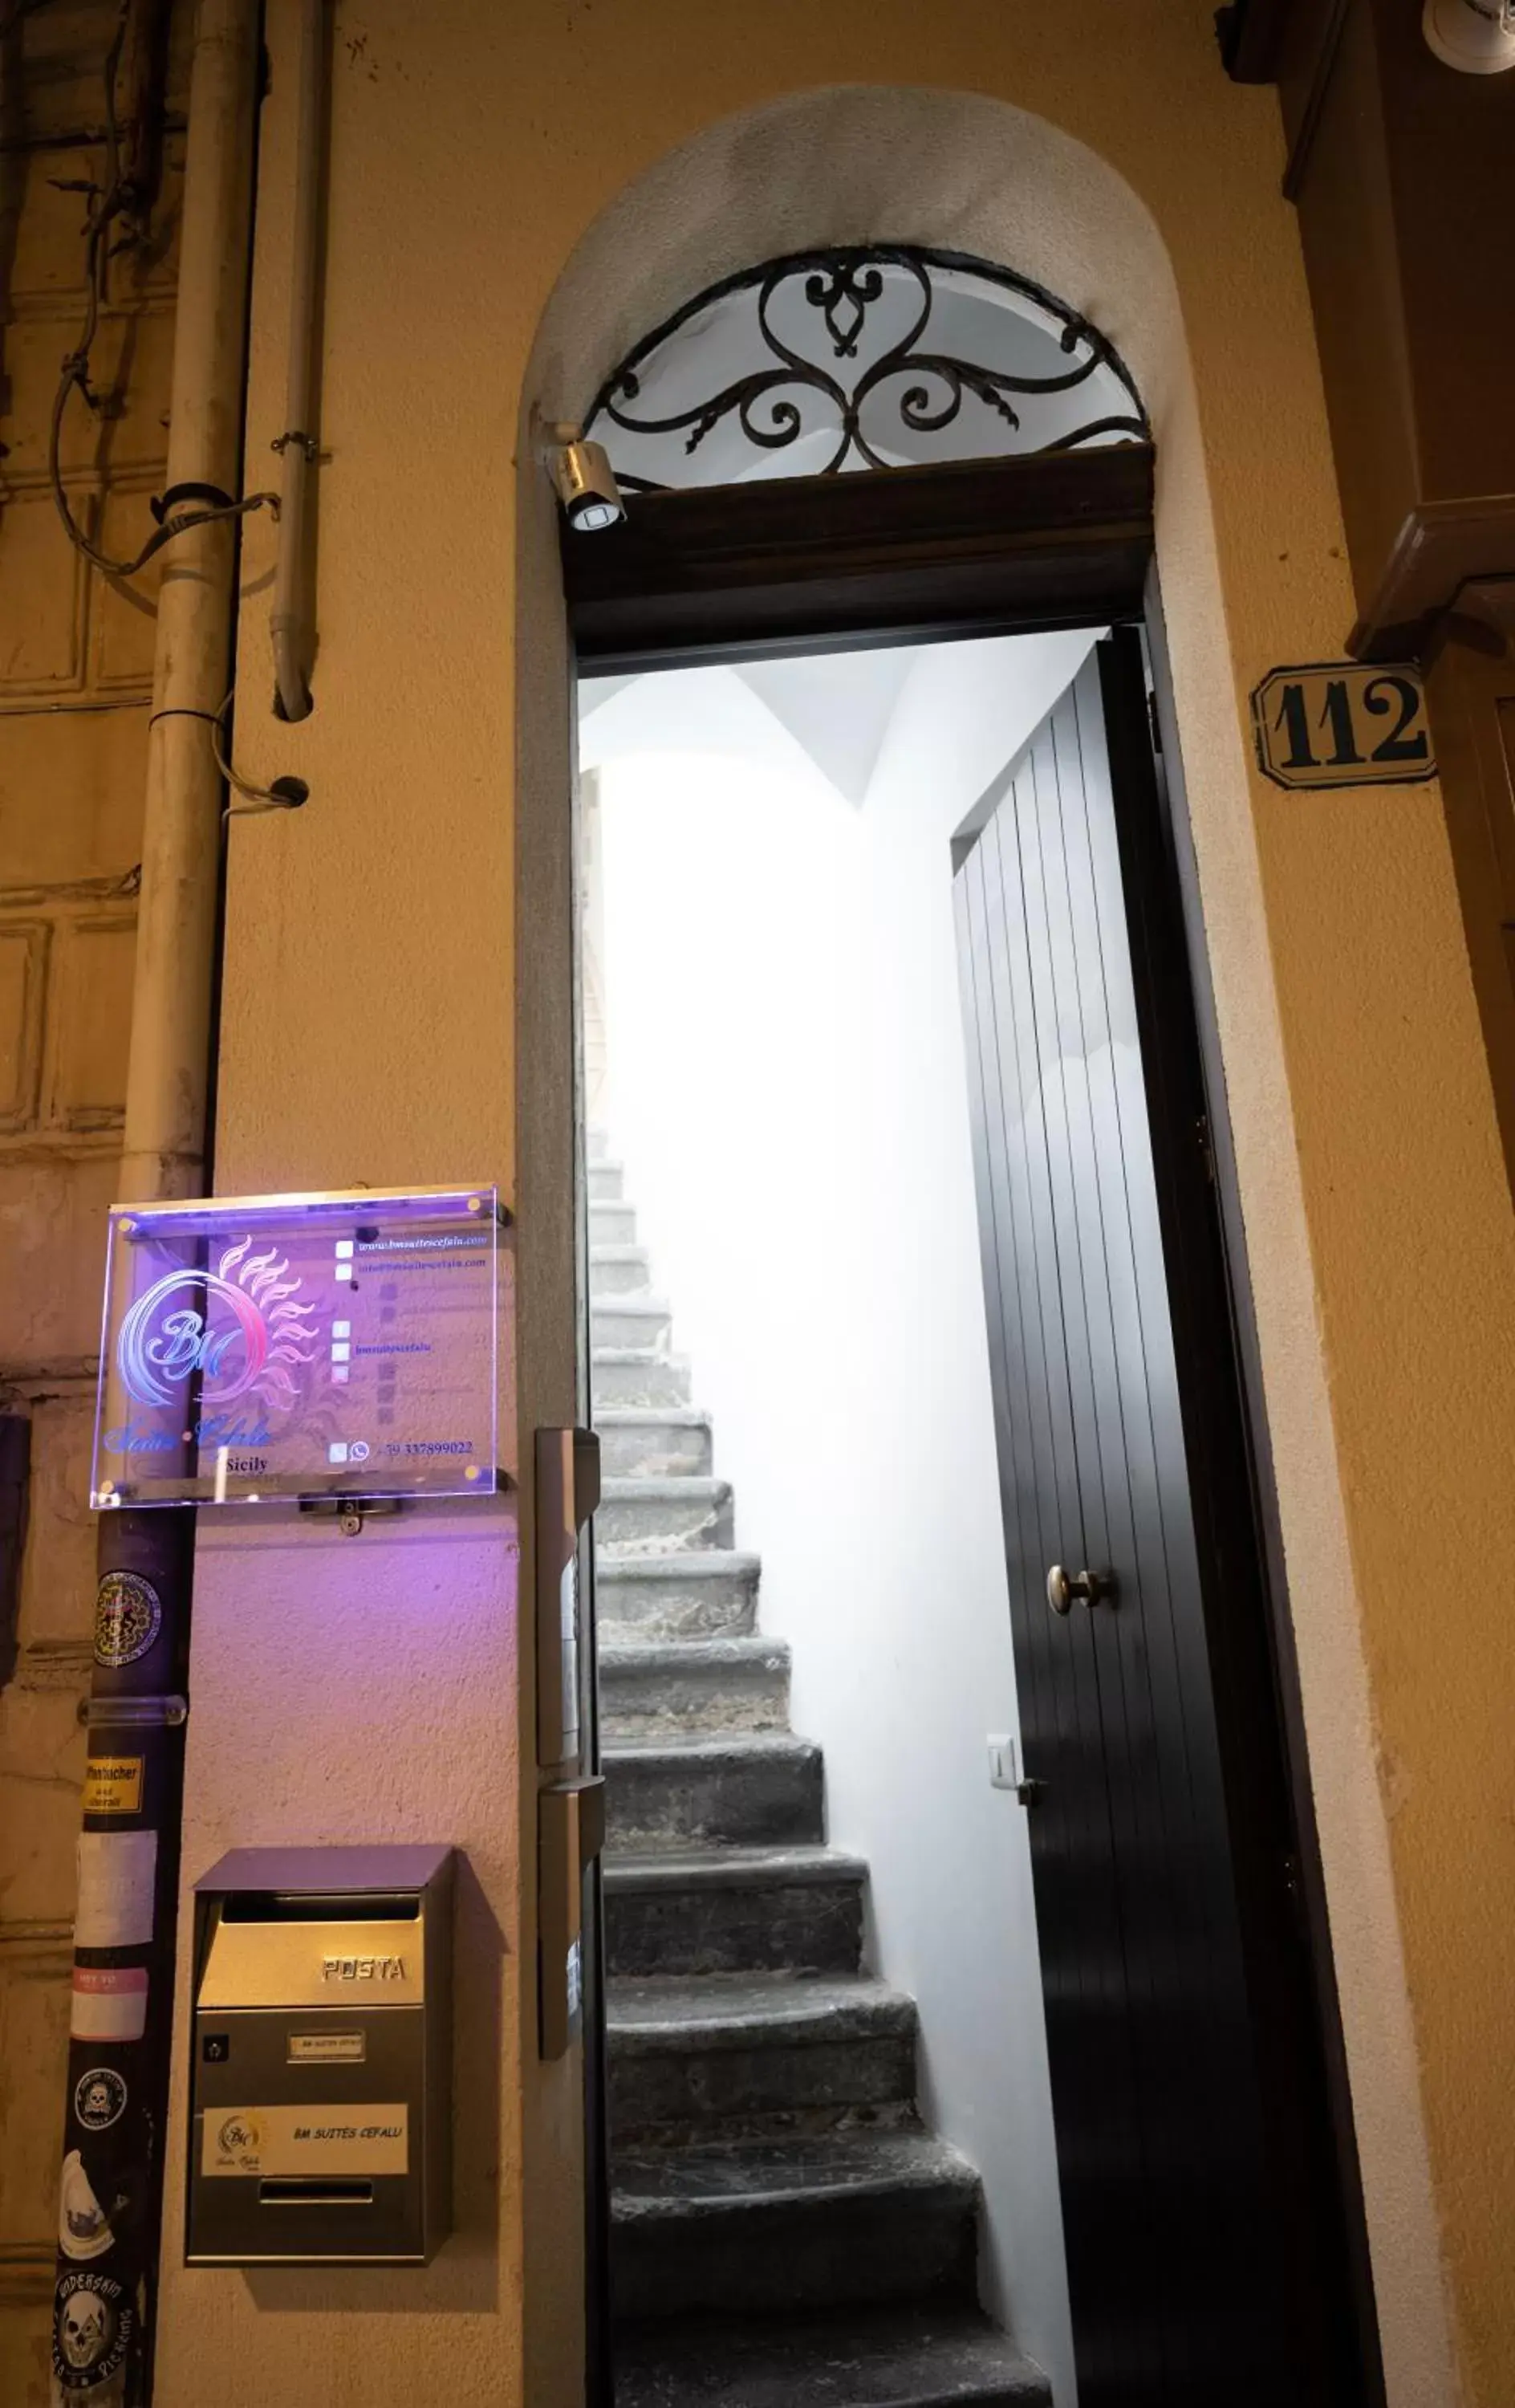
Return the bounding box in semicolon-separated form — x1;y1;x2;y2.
1046;1564;1117;1616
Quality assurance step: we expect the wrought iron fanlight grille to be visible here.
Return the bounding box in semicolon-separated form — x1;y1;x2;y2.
583;246;1149;494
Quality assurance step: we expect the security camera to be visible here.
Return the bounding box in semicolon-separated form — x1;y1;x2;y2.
1424;0;1515;71
549;431;625;532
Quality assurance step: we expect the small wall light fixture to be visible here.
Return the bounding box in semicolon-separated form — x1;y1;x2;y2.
542;421;626;532
1423;0;1515;71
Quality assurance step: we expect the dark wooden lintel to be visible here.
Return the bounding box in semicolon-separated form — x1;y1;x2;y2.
562;445;1155;672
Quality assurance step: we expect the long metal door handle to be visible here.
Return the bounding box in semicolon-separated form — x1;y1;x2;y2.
1046;1564;1118;1616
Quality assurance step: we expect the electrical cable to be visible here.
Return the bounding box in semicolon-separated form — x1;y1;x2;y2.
212;693;308;818
144;700;307;819
44;14;307;828
47;1;278;581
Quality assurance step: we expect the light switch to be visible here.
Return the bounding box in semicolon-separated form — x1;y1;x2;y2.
987;1734;1019;1791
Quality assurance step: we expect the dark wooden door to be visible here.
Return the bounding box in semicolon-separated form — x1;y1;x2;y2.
953;633;1363;2406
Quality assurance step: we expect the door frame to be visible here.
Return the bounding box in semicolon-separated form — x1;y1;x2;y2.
564;444;1152;672
559;441;1383;2403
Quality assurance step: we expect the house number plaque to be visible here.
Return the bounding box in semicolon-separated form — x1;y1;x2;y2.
1249;660;1436;791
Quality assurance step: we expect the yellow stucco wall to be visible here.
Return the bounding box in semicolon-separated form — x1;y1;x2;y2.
121;4;1515;2406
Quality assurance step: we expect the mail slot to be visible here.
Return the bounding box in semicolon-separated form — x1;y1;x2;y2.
186;1845;454;2265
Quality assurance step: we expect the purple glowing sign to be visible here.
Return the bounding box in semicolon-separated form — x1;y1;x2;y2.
91;1186;504;1507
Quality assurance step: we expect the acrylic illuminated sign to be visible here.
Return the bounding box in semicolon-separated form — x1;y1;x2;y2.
91;1186;504;1507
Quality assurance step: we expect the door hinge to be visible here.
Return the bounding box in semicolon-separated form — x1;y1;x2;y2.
1196;1112;1216;1186
1146;687;1164;755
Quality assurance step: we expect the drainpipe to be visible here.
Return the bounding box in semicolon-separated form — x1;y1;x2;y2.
52;2;261;2399
270;0;323;721
119;0;261;1202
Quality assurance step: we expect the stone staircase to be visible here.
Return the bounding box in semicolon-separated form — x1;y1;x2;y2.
589;1135;1050;2408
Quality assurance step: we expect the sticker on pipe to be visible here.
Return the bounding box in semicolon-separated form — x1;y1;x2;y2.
203;2103;408;2178
59;2150;120;2261
73;2068;128;2133
93;1569;161;1668
71;1967;148;2044
53;2269;132;2391
82;1755;144;1816
74;1830;156;1948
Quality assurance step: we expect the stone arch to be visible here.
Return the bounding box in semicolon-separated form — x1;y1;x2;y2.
525;84;1191;441
514;84;1455;2408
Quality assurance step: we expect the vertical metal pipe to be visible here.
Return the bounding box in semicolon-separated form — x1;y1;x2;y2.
120;0;259;1205
270;0;324;722
51;4;260;2400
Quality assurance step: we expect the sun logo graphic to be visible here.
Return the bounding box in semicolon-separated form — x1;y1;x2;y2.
116;1236;320;1413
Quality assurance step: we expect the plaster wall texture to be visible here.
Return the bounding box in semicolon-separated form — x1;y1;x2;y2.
150;6;554;2399
0;7;191;2394
585;628;1098;2403
156;2;1513;2404
153;1503;526;2401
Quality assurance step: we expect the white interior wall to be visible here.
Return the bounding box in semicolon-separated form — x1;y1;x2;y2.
582;628;1098;2405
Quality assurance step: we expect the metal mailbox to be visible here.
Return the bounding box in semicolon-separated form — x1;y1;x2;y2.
187;1845;454;2266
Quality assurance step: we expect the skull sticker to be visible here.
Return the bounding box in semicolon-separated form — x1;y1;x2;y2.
73;2068;126;2133
52;2269;131;2390
59;2288;106;2368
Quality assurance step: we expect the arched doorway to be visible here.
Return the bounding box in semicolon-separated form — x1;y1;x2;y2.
515;83;1434;2408
548;246;1374;2408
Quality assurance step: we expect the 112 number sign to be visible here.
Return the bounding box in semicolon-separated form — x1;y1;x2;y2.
1249;661;1436;791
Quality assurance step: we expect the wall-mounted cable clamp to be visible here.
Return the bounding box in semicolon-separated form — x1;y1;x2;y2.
79;1693;189;1729
150;480;234;523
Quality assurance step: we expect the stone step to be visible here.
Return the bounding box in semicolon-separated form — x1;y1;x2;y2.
591;1199;637;1246
610;2131;980;2321
593;1348;693;1409
607;1975;916;2135
611;2307;1053;2408
606;1734;822;1852
604;1847;867;1978
594;1297;673;1352
592;1243;656;1298
589;1160;623;1202
598;1407;713;1480
596;1552;761;1639
588;1128;611;1162
599;1636;790;1739
599;1478;734;1554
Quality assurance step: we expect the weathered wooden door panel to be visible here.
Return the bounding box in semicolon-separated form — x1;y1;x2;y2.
954;636;1335;2403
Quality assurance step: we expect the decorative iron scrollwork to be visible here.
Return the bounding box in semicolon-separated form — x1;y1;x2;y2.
584;246;1148;493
